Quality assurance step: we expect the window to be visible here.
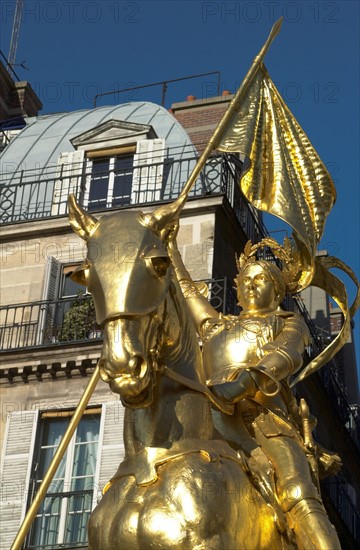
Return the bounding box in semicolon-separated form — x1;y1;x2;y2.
55;264;99;343
88;154;133;211
27;412;100;549
61;264;87;299
39;259;99;345
0;402;124;550
83;138;166;210
56;120;166;212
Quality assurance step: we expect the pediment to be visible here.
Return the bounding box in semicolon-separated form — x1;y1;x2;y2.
71;120;157;150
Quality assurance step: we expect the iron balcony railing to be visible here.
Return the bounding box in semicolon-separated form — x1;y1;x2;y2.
321;473;360;542
0;151;267;242
0;294;100;350
0;279;235;351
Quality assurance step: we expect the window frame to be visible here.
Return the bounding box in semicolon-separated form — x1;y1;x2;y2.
39;259;94;345
85;152;135;211
25;409;102;549
1;401;125;549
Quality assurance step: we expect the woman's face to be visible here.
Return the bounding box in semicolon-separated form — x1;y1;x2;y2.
237;263;280;313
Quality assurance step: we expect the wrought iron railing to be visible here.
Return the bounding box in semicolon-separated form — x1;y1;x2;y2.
321;473;360;542
206;277;240;315
0;150;197;222
0;294;101;350
318;361;360;451
0;151;265;237
25;489;93;549
0;279;236;351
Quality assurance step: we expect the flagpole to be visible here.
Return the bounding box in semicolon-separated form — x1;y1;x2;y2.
178;17;283;201
11;366;100;550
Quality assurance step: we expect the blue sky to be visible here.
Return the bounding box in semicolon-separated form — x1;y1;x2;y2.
1;0;359;367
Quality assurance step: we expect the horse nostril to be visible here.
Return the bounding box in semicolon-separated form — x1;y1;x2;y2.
98;359;115;382
128;355;144;378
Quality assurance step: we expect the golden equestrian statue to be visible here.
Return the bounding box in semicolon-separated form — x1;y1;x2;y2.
68;197;298;550
11;17;359;550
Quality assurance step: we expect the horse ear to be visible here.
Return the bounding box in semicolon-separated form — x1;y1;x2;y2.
144;193;187;237
68;194;99;240
70;264;87;286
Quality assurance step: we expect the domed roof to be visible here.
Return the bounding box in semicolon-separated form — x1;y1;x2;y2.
1;102;194;177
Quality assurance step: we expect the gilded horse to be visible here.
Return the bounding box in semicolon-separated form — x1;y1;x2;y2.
68;195;296;550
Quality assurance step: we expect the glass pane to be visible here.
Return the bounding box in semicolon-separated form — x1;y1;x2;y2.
36;468;65;494
30;496;61;547
113;155;133;207
37;419;67;488
114;155;133;172
72;442;98;478
71;476;95;492
42;418;68;446
36;494;62;516
64;494;92;544
62;274;85;298
89;158;109;210
76;415;100;443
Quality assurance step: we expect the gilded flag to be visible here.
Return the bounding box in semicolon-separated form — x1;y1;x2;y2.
217;64;336;290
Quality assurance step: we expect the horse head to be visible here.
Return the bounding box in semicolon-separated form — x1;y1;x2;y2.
68;195;183;407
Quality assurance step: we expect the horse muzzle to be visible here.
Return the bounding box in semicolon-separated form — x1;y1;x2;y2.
99;354;152;400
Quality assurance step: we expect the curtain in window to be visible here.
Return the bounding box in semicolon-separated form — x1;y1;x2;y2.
64;416;99;544
30;419;67;548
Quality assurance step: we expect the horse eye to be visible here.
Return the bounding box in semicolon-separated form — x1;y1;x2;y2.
150;256;170;277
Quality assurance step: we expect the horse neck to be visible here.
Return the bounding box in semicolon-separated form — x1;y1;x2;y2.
161;275;205;379
123;274;215;456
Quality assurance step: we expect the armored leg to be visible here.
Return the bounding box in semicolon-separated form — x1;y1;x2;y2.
255;434;341;550
287;498;341;550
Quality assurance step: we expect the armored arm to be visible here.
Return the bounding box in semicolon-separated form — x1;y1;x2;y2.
257;313;311;384
211;314;311;404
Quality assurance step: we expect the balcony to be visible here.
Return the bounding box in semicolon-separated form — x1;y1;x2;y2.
0;279;237;351
0;151;267;244
321;473;360;542
0;294;99;350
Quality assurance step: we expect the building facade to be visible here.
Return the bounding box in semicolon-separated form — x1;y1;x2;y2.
1;65;359;548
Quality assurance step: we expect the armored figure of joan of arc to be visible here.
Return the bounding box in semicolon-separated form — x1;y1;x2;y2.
166;231;342;550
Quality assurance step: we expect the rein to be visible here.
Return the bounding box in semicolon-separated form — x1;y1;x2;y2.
160;365;234;416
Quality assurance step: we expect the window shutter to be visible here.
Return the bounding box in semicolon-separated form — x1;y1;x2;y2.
93;401;125;506
132;140;150;203
132;139;165;203
36;257;62;344
0;410;38;550
52;150;85;215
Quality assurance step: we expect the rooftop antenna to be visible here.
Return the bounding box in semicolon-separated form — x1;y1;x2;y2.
8;0;24;71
